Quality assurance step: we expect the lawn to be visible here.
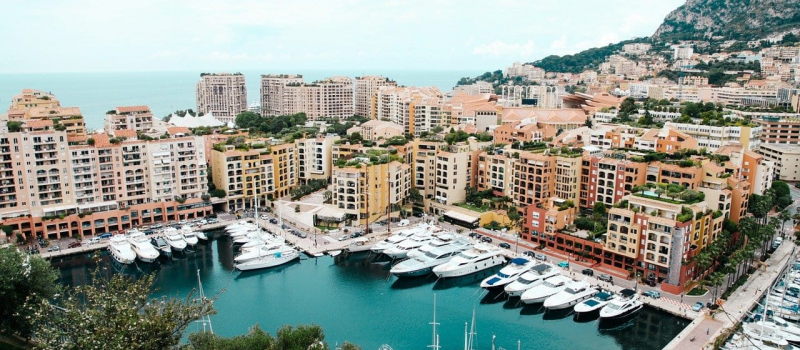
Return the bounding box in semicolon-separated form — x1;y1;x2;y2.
688;287;707;296
455;202;489;213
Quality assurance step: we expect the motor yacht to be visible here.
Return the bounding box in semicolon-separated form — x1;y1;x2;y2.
163;228;187;252
520;275;572;305
370;230;416;254
150;236;172;257
407;233;463;259
383;233;434;259
543;280;598;310
108;235;136;264
181;226;199;246
126;231;159;263
599;289;643;320
574;290;618;316
226;222;256;233
346;237;375;253
480;258;538;290
391;243;471;277
235;241;285;263
432;243;505;278
504;263;560;297
234;245;300;271
743;322;791;346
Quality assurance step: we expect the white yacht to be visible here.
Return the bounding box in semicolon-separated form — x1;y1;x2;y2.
599;289;643;320
235;245;300;271
195;229;208;241
772;317;800;338
520;275;572;305
226;222;256;233
743;322;791;346
480;257;537;290
383;234;434;259
407;233;463;259
371;230;416;254
163;228;187;252
504;263;560;297
234;241;285;263
150;236;172;257
543;280;598;310
574;290;618;316
346;238;375;253
391;243;471;277
126;231;159;263
753;321;800;343
432;244;505;278
108;235;136;264
181;226;199;246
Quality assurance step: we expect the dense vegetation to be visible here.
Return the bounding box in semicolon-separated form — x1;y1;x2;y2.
657;60;761;86
530;38;651;73
456;70;537;94
0;248;59;340
235;112;369;142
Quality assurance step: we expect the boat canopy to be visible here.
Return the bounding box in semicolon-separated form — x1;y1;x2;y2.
595;291;613;301
510;257;529;265
620;289;636;297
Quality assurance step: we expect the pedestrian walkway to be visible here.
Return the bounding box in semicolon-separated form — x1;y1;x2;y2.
658;297;694;310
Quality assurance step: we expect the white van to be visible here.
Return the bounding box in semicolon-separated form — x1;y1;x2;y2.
398;219;410;227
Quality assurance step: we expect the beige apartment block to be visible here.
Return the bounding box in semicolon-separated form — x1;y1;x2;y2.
411;139;485;212
260;74;304;116
196;73;247;124
354;76;397;118
346;120;404;141
104;106;154;133
475;150;515;196
758;143;800;181
6;89;87;137
296;135;336;182
375;86;445;136
260;74;353;120
332;161;411;225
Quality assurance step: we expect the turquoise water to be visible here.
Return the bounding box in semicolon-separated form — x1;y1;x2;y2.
51;231;688;350
0;70;479;130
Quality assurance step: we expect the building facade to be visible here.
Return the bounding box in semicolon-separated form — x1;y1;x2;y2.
196;73;248;124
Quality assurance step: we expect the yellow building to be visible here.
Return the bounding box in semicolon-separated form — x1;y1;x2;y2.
332;160;411;225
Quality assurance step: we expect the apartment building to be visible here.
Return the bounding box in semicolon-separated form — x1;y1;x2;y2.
260;74;304;116
210;141;298;211
524;198;577;240
195;73;247;124
475;151;514;196
664;122;761;151
296;135;336;183
104;106;154;133
0;120;211;240
757;116;800;144
6;89;87;137
375;87;445;136
451;82;494;95
354;76;397;118
581;156;647;209
513;152;555;208
259;75;353;120
331;161;411;225
758;143;800;181
715;144;774;195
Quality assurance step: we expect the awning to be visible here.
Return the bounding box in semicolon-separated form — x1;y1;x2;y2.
316;206;346;222
43;204;77;213
443;210;480;224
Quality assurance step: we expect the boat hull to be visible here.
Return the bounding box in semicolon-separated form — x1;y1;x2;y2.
235;251;300;271
393;266;433;278
600;304;643;320
433;256;504;278
545;294;596;310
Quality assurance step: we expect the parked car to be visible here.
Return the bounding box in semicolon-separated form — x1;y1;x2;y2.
261;214;269;220
351;232;362;238
643;290;661;299
557;261;569;268
523;251;535;258
692;301;704;312
207;218;219;224
269;218;278;224
47;246;60;252
179;220;188;225
338;234;351;241
468;232;479;238
297;232;308;238
67;242;82;249
87;237;101;245
481;236;493;243
499;242;511;249
198;220;208;225
28;247;39;255
598;274;613;282
534;252;547;261
398;219;410;227
581;268;594;276
98;233;112;239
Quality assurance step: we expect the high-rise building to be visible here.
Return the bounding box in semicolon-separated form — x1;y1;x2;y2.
196;73;247;124
332;161;411;225
259;75;353;120
354;76;397;118
375;87;445;136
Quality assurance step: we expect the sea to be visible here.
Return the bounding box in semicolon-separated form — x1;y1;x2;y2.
0;69;481;130
51;230;689;350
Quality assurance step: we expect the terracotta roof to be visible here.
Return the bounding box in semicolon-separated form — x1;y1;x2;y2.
714;144;743;156
92;134;113;148
113;129;138;138
167;127;191;135
25;119;53;129
116;106;151;113
639;129;659;141
67;136;88;143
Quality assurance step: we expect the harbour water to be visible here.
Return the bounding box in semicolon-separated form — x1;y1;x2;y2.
52;231;688;350
0;69;480;130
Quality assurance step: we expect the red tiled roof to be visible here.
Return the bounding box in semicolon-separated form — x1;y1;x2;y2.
25;119;53;129
113;129;138;138
92;134;113;148
167;127;191;135
68;136;88;143
116;105;150;113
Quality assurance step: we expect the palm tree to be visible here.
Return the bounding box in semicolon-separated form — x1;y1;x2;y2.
779;210;792;237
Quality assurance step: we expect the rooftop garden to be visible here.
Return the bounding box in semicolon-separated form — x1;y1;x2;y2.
632;183;705;204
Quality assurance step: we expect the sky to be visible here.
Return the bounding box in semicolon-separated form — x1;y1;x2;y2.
0;0;685;73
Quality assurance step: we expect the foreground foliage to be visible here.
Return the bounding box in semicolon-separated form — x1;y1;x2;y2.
0;247;59;339
187;324;361;350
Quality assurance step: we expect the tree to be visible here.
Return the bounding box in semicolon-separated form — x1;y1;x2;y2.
409;188;423;204
322;190;332;203
592;202;607;220
348;132;363;143
507;206;522;232
7;121;22;133
235;111;263;129
0;247;59;339
34;268;215;350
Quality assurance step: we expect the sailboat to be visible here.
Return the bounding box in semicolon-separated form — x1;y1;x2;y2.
195;269;213;334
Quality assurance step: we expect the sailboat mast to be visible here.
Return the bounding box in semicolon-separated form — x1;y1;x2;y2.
387;167;391;235
197;269;213;334
464;322;468;350
429;293;439;350
365;167;369;235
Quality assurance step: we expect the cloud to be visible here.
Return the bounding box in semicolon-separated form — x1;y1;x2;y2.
472;40;536;58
